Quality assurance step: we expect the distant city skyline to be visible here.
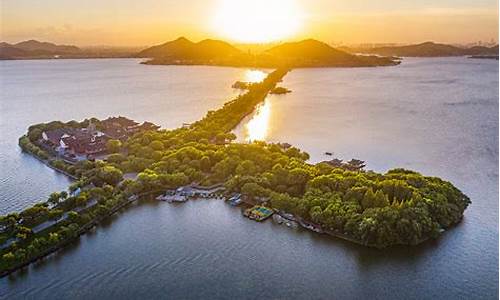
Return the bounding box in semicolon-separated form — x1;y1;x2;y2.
1;0;498;46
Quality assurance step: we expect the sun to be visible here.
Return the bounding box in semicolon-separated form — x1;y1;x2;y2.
212;0;303;43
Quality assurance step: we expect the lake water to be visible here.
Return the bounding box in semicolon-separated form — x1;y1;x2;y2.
0;58;498;299
0;59;251;214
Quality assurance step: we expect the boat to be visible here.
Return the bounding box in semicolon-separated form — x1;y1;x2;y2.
274;214;298;228
229;197;243;206
285;220;299;229
279;211;297;221
227;193;242;206
325;152;333;156
299;219;324;233
273;214;284;224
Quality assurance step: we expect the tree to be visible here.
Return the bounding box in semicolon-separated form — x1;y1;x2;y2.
200;156;211;172
215;132;227;144
107;153;126;164
28;128;43;142
48;192;61;206
48;209;64;223
361;188;376;210
374;190;389;208
2;252;15;264
149;140;164;151
106;139;122;153
0;214;20;233
226;133;237;142
67;211;80;223
48;232;60;244
235;160;256;176
92;165;123;186
241;182;264;198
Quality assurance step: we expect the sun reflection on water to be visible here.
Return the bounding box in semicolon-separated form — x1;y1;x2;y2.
245;70;267;83
245;99;271;142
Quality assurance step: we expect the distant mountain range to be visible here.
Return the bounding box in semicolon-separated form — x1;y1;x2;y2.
0;40;140;59
344;42;499;57
138;37;398;68
4;38;496;63
0;40;81;59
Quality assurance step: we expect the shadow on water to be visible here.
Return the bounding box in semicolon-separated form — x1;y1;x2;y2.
4;198;164;282
6;238;83;283
2;197;467;284
306;218;467;271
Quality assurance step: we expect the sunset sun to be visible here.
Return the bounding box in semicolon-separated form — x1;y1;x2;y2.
212;0;303;43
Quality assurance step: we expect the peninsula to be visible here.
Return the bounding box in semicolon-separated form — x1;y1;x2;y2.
0;69;470;277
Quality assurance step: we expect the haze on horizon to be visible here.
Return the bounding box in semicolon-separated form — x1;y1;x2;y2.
1;0;498;47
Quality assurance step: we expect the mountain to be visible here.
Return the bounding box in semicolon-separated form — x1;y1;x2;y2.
140;37;398;68
0;40;81;59
0;43;29;59
13;40;80;53
136;37;245;63
465;45;499;56
136;37;195;58
259;39;399;67
348;42;499;57
264;39;353;61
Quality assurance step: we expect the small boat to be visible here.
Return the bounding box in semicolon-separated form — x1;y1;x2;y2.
273;214;284;224
325;152;333;156
279;211;297;222
299;219;324;233
227;194;242;206
285;220;299;229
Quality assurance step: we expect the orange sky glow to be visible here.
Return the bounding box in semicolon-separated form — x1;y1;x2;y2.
1;0;498;46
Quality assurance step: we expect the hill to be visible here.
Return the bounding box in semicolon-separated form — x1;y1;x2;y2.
140;37;398;67
137;37;246;64
0;40;81;59
347;42;499;57
259;39;398;67
13;40;80;53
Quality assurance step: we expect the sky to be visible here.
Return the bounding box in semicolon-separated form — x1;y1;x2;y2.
1;0;498;46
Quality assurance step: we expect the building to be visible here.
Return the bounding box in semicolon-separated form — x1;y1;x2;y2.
41;121;107;156
100;116;160;140
40;117;160;158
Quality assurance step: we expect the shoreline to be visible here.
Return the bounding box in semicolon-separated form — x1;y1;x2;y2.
21;145;79;180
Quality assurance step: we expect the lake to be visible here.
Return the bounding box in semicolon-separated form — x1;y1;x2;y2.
0;58;498;299
0;59;251;214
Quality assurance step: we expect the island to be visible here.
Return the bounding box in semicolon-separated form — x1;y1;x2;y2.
0;68;470;277
137;37;400;68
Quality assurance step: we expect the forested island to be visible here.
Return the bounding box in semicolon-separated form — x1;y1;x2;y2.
0;69;470;276
137;37;399;68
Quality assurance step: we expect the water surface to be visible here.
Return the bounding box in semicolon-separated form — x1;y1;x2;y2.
1;58;498;299
0;59;252;213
